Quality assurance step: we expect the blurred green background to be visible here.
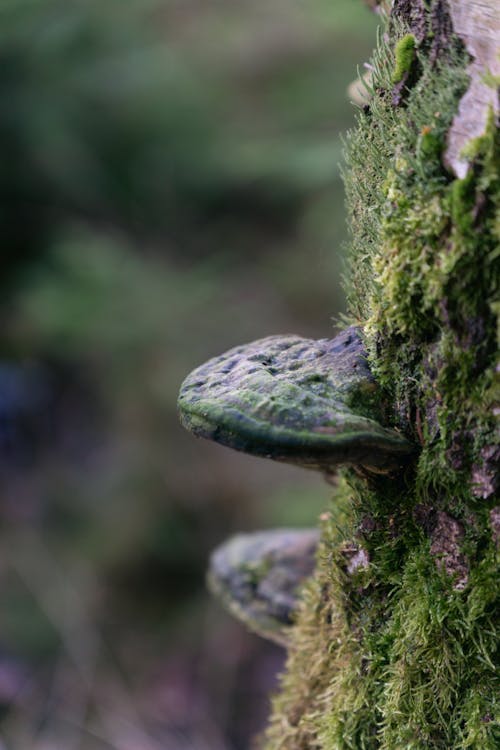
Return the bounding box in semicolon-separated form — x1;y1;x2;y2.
0;1;376;748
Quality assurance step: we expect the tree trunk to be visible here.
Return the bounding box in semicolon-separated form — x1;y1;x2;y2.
263;2;499;748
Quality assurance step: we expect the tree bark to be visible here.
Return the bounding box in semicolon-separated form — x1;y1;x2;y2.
263;1;499;748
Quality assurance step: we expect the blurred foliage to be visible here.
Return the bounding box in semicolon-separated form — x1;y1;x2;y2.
1;0;371;287
0;1;376;747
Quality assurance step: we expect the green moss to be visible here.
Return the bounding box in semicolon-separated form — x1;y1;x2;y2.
416;128;443;163
264;480;355;749
391;33;416;84
480;69;500;91
317;542;499;750
450;173;476;235
265;12;499;750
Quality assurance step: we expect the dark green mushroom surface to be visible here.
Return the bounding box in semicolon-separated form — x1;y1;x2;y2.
208;528;319;646
178;327;414;473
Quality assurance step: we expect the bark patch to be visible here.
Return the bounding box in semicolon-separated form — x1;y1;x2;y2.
471;444;500;499
489;507;500;548
444;1;500;177
430;510;469;589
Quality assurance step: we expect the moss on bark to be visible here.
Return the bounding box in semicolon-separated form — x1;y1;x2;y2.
264;4;499;748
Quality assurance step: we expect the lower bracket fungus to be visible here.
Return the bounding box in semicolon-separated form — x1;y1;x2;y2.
178;326;415;475
208;528;320;647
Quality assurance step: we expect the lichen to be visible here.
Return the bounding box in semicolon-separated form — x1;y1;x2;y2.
265;8;499;749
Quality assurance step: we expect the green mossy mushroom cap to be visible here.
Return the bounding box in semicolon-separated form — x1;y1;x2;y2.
178;327;415;473
208;528;319;646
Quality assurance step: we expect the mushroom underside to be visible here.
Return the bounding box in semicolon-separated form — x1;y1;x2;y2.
208;528;320;646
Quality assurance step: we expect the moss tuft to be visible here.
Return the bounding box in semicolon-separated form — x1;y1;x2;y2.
391;33;416;84
450;173;475;235
264;481;354;749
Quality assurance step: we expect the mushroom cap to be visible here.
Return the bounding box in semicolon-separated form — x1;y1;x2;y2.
208;528;319;646
178;327;414;473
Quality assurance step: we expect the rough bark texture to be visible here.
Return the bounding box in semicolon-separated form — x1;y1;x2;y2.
263;1;499;748
445;1;500;178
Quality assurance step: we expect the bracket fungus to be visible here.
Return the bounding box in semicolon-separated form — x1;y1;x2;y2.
178;326;415;475
208;528;319;646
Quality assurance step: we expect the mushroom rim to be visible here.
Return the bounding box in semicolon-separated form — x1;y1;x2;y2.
178;402;416;472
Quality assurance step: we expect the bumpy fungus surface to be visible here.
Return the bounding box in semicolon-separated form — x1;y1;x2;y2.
208;528;319;647
179;327;414;474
